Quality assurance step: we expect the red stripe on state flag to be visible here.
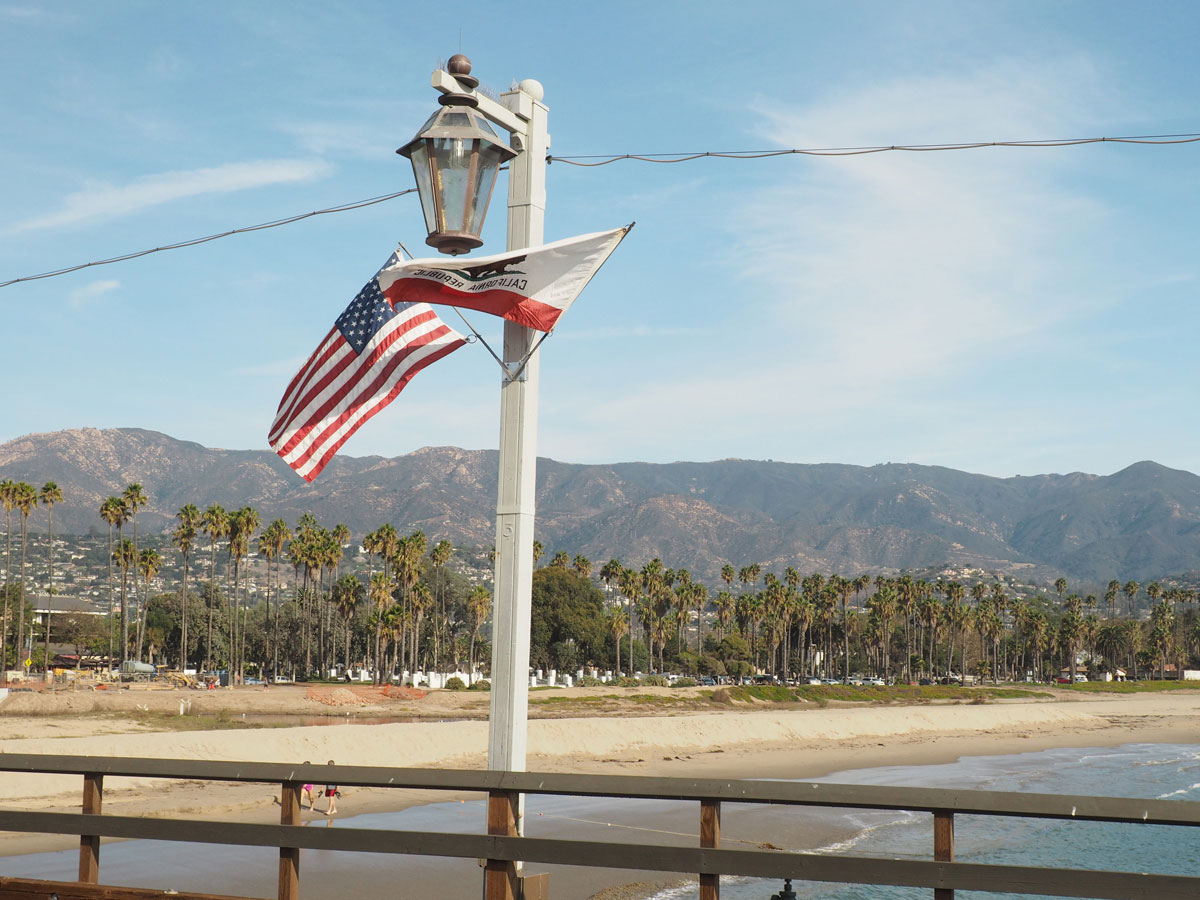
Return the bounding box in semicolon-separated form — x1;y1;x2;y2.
382;278;564;332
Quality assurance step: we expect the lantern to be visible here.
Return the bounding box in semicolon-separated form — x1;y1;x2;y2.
397;55;517;255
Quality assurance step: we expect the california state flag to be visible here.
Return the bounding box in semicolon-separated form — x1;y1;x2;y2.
378;226;630;333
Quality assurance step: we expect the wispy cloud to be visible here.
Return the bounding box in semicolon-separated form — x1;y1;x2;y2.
0;5;73;21
7;158;334;233
544;55;1146;470
68;279;119;310
276;121;389;159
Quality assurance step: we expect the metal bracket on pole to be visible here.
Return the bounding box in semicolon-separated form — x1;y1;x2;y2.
432;69;529;134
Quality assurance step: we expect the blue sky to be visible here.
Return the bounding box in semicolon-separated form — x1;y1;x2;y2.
2;1;1198;479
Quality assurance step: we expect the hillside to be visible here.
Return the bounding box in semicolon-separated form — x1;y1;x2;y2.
2;428;1199;584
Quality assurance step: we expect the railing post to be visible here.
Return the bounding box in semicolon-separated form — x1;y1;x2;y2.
278;780;301;900
486;789;520;900
700;798;721;900
934;810;954;900
78;772;102;883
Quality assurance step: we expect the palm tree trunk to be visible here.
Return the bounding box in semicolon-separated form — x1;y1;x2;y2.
43;507;53;675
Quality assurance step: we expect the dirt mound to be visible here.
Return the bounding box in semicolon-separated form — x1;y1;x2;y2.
306;687;363;707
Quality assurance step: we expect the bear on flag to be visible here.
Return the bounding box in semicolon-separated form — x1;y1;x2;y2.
378;226;630;333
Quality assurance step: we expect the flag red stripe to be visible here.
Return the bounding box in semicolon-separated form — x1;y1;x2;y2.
295;333;465;481
269;330;348;444
285;320;458;472
382;278;564;332
275;308;444;459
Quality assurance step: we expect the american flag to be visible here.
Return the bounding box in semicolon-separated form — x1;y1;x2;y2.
269;251;466;482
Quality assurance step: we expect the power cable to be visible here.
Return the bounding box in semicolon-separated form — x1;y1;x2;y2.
547;132;1200;166
0;189;416;290
4;130;1197;290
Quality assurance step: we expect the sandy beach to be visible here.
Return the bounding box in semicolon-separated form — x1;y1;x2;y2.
0;683;1197;897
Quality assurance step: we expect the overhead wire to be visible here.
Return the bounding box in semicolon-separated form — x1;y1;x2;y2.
3;130;1198;290
546;132;1200;165
0;188;417;290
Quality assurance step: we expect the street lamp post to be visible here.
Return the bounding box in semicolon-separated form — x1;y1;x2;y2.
404;54;548;899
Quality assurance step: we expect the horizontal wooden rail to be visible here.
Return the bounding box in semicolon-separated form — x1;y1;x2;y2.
1;755;1196;827
0;874;265;900
0;809;1198;900
0;755;1198;900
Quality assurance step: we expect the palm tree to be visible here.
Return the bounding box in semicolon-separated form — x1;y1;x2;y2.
173;504;200;671
37;482;63;673
572;555;593;580
1054;577;1068;604
260;519;290;680
135;548;162;660
532;540;545;568
1150;599;1174;680
411;581;434;671
200;504;228;673
1104;580;1120;620
941;581;965;678
369;572;396;683
550;550;570;569
98;497;127;667
599;558;623;600
113;538;136;660
430;539;452;670
331;573;363;672
466;584;491;678
122;484;148;642
868;582;898;681
0;480;17;673
605;602;629;675
227;507;260;682
14;483;36;672
712;591;734;642
1122;581;1140;618
619;567;643;674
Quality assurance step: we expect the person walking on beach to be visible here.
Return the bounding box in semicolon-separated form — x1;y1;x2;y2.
323;759;339;815
300;761;316;809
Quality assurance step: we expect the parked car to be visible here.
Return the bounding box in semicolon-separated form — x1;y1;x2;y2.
807;677;823;685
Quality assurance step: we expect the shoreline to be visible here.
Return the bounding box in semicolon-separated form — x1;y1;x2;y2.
0;689;1197;899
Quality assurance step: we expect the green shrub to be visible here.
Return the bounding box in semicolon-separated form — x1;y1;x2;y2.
640;675;670;687
468;679;491;691
444;676;467;691
613;676;642;687
672;678;697;688
577;675;605;687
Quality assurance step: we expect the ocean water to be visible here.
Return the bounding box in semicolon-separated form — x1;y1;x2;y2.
674;742;1200;900
2;743;1197;900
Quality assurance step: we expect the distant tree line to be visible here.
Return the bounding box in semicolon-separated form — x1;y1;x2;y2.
2;479;1199;684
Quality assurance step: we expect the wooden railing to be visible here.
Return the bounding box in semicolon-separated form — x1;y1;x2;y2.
0;755;1197;900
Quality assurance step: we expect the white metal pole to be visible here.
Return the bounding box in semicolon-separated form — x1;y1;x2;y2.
487;79;548;785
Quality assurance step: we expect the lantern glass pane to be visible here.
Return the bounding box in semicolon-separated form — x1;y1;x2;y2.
431;136;476;233
468;144;503;235
407;142;438;234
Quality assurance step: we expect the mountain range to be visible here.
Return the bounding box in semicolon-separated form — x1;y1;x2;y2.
2;428;1200;586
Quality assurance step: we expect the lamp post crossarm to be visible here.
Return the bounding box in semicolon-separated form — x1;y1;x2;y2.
431;69;529;137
